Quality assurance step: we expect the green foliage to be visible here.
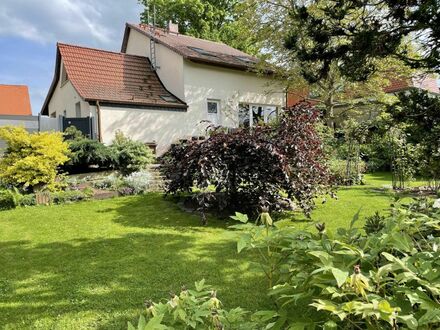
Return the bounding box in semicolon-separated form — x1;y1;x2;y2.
285;0;439;82
64;127;114;172
363;211;385;234
128;280;272;330
389;90;440;189
232;198;440;329
50;189;93;205
0;189;19;210
0;126;69;190
121;170;151;194
140;0;257;54
110;131;154;176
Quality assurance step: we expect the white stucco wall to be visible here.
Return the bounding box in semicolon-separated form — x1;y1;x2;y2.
47;59;90;118
183;61;285;128
99;105;193;155
124;28;185;100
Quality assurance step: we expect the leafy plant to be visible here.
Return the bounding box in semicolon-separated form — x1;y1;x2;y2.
364;211;386;234
110;131;154;176
122;170;151;194
64;127;114;172
0;126;70;191
128;279;274;330
0;189;19;210
50;189;93;204
231;199;440;329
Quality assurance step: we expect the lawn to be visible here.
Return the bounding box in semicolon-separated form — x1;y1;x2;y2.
0;172;419;329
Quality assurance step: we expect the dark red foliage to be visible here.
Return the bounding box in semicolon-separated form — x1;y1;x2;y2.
160;103;330;216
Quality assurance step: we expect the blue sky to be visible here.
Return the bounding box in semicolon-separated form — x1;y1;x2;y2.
0;0;143;114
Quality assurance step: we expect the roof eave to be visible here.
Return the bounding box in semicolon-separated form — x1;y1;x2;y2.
86;98;188;110
40;46;61;115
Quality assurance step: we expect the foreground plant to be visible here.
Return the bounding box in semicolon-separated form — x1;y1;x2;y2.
128;280;275;330
232;198;440;329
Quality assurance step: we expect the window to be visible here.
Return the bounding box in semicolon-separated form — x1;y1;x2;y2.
235;56;256;64
239;103;278;128
50;112;56;118
160;95;178;103
207;100;220;125
61;64;68;85
75;102;81;117
188;46;218;58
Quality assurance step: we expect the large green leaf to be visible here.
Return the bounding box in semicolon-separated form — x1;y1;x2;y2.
331;268;349;288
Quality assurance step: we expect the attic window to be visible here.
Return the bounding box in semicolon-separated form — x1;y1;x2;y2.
160;95;178;103
61;64;68;84
235;56;256;64
188;46;217;57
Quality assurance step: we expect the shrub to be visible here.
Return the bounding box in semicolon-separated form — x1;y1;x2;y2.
64;127;114;172
128;280;271;330
232;198;440;329
17;194;36;207
364;211;386;234
50;190;92;204
122;170;151;194
92;174;122;190
0;190;19;210
161;103;331;216
0;127;70;190
110;131;154;176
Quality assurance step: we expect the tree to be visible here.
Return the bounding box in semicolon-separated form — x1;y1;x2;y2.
0;127;69;191
388;89;440;188
285;0;440;82
140;0;258;53
238;0;410;125
161;103;331;217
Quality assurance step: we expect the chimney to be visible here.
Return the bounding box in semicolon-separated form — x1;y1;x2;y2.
168;21;179;34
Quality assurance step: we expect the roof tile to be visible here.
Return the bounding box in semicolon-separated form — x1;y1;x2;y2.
0;85;32;115
126;23;259;71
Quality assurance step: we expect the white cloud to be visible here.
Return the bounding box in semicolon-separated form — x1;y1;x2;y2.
0;0;143;50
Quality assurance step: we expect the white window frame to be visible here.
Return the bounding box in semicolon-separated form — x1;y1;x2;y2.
239;103;279;127
207;99;221;125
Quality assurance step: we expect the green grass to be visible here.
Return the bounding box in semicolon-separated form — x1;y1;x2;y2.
0;172;424;329
0;195;268;329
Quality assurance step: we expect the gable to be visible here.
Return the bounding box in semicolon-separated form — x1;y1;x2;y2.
0;85;32;115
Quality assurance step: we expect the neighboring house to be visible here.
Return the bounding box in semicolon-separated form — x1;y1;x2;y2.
0;84;38;149
384;75;440;95
41;22;285;155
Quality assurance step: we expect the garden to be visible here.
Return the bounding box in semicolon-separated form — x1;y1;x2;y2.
1;0;440;329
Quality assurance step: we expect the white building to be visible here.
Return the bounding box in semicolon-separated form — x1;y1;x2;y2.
42;23;286;155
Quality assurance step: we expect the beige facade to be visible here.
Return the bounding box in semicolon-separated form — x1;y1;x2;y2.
48;59;90;119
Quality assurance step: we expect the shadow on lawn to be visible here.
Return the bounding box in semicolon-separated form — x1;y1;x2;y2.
110;193;230;231
0;198;267;329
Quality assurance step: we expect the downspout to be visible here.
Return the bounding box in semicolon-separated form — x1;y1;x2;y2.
96;101;103;142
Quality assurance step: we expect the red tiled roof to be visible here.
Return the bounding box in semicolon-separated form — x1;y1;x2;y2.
384;76;439;94
59;43;186;108
122;23;259;71
42;43;186;114
0;85;32;116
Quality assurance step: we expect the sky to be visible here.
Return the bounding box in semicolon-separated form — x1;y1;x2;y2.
0;0;144;114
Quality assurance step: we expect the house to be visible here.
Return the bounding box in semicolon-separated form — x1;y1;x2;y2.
41;22;286;155
0;84;38;134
